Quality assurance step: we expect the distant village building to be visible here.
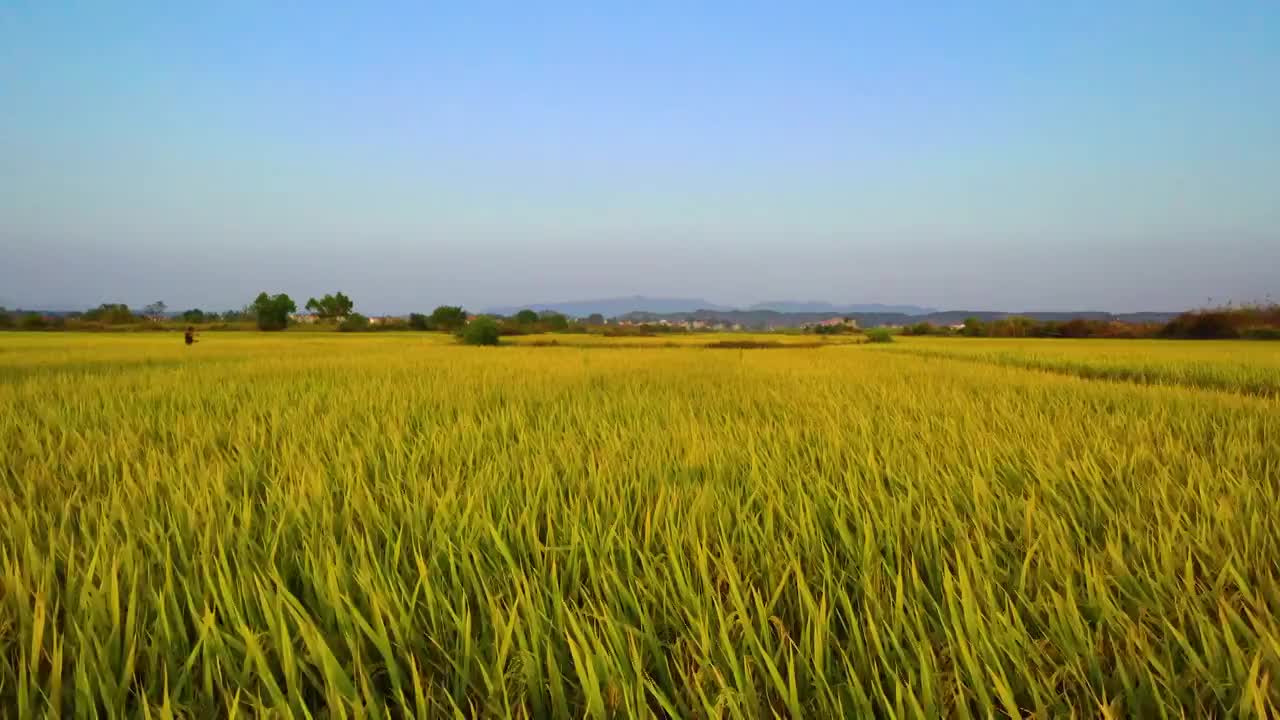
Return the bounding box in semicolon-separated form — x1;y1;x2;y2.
290;313;320;324
802;317;859;330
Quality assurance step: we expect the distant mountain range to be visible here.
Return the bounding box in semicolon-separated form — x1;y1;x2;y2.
746;301;936;315
615;308;1181;329
483;296;936;317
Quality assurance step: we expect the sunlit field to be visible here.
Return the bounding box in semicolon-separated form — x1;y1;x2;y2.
2;332;1278;717
877;336;1280;398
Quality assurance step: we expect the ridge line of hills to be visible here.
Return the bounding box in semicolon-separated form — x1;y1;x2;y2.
482;297;1178;328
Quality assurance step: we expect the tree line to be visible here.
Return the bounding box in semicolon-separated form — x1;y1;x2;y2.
3;296;1277;340
901;306;1280;340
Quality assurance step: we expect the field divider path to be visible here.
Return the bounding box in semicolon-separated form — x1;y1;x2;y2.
872;345;1280;399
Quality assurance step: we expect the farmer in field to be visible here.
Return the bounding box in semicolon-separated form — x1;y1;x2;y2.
184;326;197;346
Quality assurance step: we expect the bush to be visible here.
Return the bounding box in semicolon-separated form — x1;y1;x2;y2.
540;312;570;332
1158;305;1280;340
707;340;823;349
430;306;468;332
866;328;894;343
408;313;430;330
251;292;296;331
1160;310;1240;339
20;313;49;330
811;323;858;335
83;303;137;324
338;313;371;332
902;322;939;336
1241;326;1280;340
459;317;501;346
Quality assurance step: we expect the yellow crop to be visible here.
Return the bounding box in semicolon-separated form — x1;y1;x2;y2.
2;332;1277;717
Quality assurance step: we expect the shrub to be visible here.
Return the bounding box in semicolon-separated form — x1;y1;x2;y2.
811;323;858;335
960;317;986;337
540;312;570;332
866;328;894;343
1241;326;1280;340
338;314;371;332
430;306;468;332
83;303;137;324
460;317;501;346
707;340;824;349
902;322;939;336
251;292;296;331
20;313;49;330
1159;305;1280;339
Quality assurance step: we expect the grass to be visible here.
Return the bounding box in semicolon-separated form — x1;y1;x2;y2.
2;332;1278;717
875;336;1280;398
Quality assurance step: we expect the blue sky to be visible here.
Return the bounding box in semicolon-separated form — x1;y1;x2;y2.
2;1;1277;313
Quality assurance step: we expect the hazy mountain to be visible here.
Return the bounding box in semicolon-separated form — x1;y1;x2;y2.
484;297;941;317
615;308;1182;329
748;301;936;315
483;296;730;317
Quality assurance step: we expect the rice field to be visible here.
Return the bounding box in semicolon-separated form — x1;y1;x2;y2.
2;332;1278;717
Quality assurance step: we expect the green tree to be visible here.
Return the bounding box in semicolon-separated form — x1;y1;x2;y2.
460;317;500;345
251;292;297;331
0;308;13;329
541;312;570;331
84;303;136;324
143;301;168;321
338;313;371;332
586;313;605;325
961;317;986;337
514;309;539;325
408;313;430;330
305;292;355;320
221;307;254;322
181;309;207;323
430;305;467;332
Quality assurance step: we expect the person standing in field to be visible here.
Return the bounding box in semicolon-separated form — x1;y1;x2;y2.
184;326;197;346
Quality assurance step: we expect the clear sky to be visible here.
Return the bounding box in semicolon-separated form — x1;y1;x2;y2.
3;1;1277;313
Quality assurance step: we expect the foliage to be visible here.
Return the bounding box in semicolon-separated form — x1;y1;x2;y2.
305;291;355;320
1160;305;1280;340
180;309;207;323
337;313;371;332
408;313;430;330
586;313;606;325
513;309;540;325
902;321;943;336
142;301;168;321
19;313;48;330
82;303;137;324
865;328;894;343
430;305;468;332
1;334;1277;716
250;292;297;331
0;309;12;329
706;340;823;349
539;312;570;331
809;322;859;335
459;317;501;345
